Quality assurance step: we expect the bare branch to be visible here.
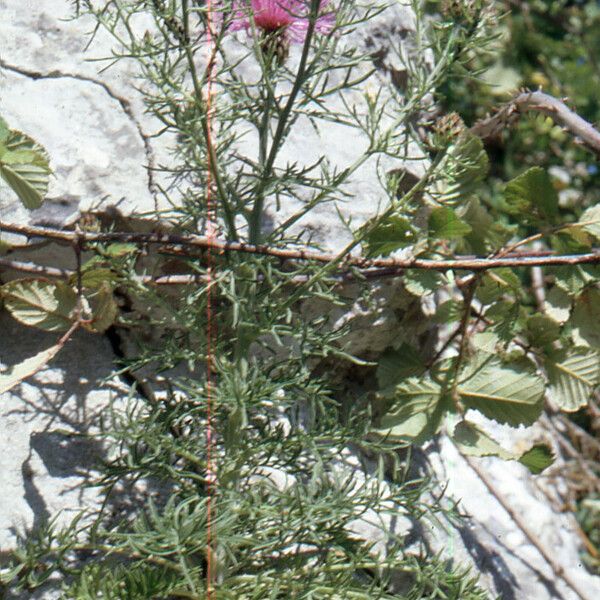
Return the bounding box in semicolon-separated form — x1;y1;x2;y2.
3;220;600;274
471;90;600;155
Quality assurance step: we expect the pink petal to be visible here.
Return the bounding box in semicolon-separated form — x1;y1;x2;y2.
218;0;336;43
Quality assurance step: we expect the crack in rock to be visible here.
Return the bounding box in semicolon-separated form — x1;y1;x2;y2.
0;59;159;210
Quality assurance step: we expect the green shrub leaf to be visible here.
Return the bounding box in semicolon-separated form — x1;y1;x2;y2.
362;216;417;257
403;270;444;297
376;377;447;443
0;128;51;209
571;288;600;348
525;313;561;347
85;283;118;333
1;279;77;332
518;445;555;475
504;167;558;224
376;344;426;389
579;204;600;241
452;421;554;474
436;133;489;205
545;348;600;411
0;342;62;394
428;207;472;239
458;359;544;425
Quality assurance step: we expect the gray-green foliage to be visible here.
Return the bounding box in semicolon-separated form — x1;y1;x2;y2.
5;0;600;596
0;116;51;209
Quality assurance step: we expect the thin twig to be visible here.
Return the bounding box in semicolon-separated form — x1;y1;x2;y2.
449;278;479;406
4;221;600;272
471;90;600;156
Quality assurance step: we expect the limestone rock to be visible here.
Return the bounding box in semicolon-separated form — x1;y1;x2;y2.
1;2;600;600
0;314;126;553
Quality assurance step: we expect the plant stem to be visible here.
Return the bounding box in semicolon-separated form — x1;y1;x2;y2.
248;0;324;244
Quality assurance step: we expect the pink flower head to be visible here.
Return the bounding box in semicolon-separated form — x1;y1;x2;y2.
223;0;335;43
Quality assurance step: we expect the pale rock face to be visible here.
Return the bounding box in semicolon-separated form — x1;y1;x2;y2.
0;314;127;553
1;2;600;600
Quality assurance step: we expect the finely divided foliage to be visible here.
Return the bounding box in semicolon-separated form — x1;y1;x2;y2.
1;0;600;597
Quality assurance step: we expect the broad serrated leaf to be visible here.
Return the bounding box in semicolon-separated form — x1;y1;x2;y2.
518;445;554;474
504;167;558;224
580;204;600;241
433;299;462;324
376;377;447;443
525;313;561;347
476;268;520;305
571;289;600;348
452;420;514;460
103;243;139;257
486;301;523;342
551;228;592;254
84;283;118;333
0;128;51;209
458;359;544;426
362;216;417;257
458;197;513;254
472;331;501;353
1;278;77;332
452;421;554;474
376;344;426;389
482;63;522;96
546;348;600;411
543;286;571;324
428;207;472;240
552;264;600;296
436;133;489;205
0;164;44;209
0;343;62;394
77;268;118;290
403;270;444;297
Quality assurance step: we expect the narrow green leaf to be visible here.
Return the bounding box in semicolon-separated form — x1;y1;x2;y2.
546;348;600;411
1;279;77;332
458;359;544;426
